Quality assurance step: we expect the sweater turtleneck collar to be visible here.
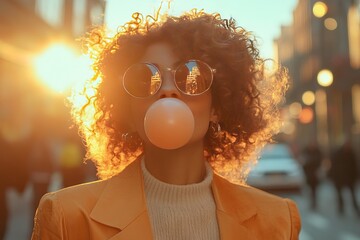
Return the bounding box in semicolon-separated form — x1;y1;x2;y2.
140;158;214;205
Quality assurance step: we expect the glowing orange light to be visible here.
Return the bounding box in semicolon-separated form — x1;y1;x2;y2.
33;43;93;93
299;107;314;124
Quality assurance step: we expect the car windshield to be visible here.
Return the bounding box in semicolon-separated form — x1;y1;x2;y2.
260;144;291;159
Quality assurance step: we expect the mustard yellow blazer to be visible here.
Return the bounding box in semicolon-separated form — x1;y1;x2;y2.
32;159;301;239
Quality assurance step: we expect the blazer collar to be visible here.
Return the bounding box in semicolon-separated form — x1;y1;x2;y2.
90;159;153;239
212;173;257;222
212;174;258;239
90;159;257;239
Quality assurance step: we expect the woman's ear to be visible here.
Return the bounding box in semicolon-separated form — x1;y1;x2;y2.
210;108;218;122
124;117;137;133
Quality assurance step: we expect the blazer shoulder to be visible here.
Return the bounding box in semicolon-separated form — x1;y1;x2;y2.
38;177;113;217
213;174;301;236
238;184;301;224
53;178;107;198
215;174;294;205
214;175;301;239
33;179;111;240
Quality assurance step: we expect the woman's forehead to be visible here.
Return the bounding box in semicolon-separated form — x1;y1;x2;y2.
140;42;180;68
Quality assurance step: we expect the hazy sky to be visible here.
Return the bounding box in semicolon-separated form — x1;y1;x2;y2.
104;0;298;60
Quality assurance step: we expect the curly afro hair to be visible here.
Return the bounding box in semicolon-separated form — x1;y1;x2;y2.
70;9;289;183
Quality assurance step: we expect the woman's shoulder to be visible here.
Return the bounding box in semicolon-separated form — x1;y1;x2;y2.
38;178;111;214
213;174;301;238
214;173;286;200
32;176;127;239
50;178;107;197
39;160;142;211
213;173;300;217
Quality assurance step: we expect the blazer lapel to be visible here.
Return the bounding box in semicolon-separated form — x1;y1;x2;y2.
108;212;153;240
89;159;258;240
212;174;257;240
90;159;153;240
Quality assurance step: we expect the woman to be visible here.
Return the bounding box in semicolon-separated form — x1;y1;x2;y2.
32;9;301;239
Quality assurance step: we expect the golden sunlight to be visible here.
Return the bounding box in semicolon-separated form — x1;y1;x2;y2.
33;43;93;93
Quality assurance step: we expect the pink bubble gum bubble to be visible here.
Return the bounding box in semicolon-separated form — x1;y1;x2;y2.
144;98;195;150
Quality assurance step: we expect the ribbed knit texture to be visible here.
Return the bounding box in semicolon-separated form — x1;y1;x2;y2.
141;159;220;240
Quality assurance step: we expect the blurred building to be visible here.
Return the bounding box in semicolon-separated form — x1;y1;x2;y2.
0;0;105;145
275;0;360;158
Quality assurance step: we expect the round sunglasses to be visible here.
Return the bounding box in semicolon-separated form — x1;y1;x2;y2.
122;60;216;98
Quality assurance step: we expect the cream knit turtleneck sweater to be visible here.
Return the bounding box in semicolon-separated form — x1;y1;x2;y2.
141;159;220;240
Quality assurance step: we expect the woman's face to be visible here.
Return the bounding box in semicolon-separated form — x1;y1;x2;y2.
127;42;213;148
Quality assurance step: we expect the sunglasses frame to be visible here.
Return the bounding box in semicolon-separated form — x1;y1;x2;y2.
122;59;216;98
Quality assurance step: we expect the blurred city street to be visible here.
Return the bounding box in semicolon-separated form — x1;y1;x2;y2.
4;176;360;240
285;182;360;240
1;0;360;239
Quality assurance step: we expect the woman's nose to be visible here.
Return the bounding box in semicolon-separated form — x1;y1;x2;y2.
158;71;180;98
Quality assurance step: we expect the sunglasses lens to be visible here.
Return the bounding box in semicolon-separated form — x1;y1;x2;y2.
175;60;213;95
123;63;161;97
123;60;214;97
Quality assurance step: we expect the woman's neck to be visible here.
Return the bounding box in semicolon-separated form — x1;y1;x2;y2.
143;141;207;185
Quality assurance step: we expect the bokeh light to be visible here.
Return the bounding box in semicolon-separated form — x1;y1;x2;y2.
299;107;314;124
302;91;316;106
324;17;338;30
281;121;296;135
313;1;328;18
317;69;333;87
289;102;302;118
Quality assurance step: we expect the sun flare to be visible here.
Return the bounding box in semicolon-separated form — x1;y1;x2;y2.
33;43;93;94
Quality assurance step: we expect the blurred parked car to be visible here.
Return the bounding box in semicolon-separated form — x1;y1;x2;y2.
247;143;305;193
